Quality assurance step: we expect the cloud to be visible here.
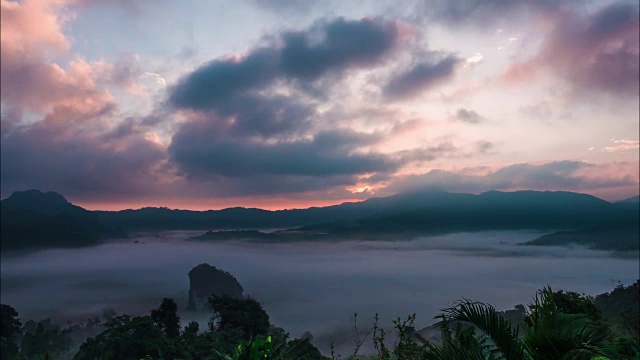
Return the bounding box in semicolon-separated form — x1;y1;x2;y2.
0;0;112;112
162;17;434;198
0;0;71;55
94;53;146;94
247;0;327;14
385;161;638;195
169;122;397;179
422;0;576;25
0;0;173;202
170;17;400;110
453;108;485;124
278;17;399;79
166;116;407;196
476;140;494;153
210;94;315;137
465;52;483;64
602;139;640;152
0;106;168;202
383;55;461;99
503;2;640;96
170;50;279;109
0;0;148;112
143;72;167;88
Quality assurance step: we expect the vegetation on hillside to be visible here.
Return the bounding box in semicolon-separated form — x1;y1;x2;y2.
1;281;637;360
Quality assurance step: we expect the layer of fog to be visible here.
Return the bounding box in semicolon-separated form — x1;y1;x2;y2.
1;230;638;354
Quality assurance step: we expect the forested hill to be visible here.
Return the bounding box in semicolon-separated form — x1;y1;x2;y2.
2;189;638;251
0;190;127;251
94;189;637;233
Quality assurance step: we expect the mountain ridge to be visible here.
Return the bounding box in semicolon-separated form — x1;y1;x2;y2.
1;189;127;251
2;189;637;251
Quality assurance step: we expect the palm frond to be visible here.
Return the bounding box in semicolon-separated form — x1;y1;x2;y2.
436;299;524;360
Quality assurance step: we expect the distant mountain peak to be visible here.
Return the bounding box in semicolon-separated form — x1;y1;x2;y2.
2;189;71;214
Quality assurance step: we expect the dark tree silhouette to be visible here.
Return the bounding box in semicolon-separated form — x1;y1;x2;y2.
209;295;270;341
151;298;180;339
1;304;22;360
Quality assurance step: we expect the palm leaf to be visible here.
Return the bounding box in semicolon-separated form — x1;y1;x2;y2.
435;300;524;359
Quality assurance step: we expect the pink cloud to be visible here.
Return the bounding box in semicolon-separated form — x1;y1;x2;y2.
0;0;71;55
0;0;173;203
502;3;640;96
0;0;146;113
0;0;116;112
1;104;169;202
602;139;640;153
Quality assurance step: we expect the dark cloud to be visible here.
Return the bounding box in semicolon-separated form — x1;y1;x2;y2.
0;106;167;202
504;2;639;96
383;55;460;99
394;142;459;164
278;18;398;79
169;123;396;179
386;161;637;194
170;50;279;109
179;174;359;197
164;17;411;197
199;94;314;137
476;140;494;153
170;17;399;110
454;108;485;124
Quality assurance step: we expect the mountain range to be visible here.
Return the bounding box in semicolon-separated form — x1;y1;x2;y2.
1;190;127;251
1;189;638;251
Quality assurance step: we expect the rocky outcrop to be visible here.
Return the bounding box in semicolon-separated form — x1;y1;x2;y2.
187;264;244;311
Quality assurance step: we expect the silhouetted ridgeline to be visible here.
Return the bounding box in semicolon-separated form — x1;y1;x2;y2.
95;189;638;231
0;190;127;251
2;189;638;251
185;190;639;250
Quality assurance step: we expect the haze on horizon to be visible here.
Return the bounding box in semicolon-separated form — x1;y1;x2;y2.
1;0;639;211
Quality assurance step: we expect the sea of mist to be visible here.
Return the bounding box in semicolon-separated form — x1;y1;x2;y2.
1;230;638;354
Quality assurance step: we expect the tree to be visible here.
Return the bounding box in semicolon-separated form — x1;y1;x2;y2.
424;287;610;360
1;304;22;360
527;289;609;336
209;295;270;342
73;315;175;360
21;319;72;360
266;326;327;360
151;298;181;339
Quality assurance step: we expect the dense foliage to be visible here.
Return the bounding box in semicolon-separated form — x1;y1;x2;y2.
0;295;326;360
1;281;637;359
334;284;639;360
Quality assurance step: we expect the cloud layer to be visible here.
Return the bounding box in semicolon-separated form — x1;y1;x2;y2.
504;2;640;96
1;0;638;207
384;55;461;99
164;17;416;198
386;161;638;196
170;17;400;110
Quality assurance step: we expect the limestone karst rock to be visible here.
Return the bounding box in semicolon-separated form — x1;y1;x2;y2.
187;263;244;311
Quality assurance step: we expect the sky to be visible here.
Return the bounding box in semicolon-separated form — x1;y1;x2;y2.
1;0;638;210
